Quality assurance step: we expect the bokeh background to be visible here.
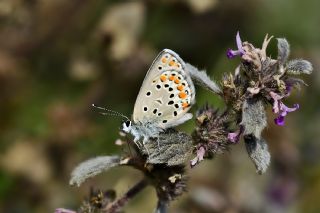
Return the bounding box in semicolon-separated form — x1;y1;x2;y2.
0;0;319;212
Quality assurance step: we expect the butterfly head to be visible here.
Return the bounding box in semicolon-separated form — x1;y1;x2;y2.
121;120;132;133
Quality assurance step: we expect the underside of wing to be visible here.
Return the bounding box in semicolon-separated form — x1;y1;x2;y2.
133;49;195;129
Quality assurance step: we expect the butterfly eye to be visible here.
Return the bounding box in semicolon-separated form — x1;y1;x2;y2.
125;120;131;127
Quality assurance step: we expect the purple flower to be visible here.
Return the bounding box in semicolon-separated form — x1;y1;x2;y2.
227;126;244;143
274;116;285;126
55;208;77;213
228;132;239;143
270;91;299;126
226;31;245;59
190;146;205;167
228;131;240;143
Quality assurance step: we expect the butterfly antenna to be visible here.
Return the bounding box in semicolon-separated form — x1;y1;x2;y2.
92;104;130;121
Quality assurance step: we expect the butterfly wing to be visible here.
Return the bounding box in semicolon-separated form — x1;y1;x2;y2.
133;49;195;129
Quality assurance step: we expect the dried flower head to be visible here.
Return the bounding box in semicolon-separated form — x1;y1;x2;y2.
191;105;231;167
79;189;117;213
191;32;312;174
120;130;191;203
225;32;312;127
148;165;188;202
220;32;312;173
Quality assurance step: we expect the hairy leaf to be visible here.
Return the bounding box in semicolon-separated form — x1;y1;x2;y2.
244;135;271;174
144;129;193;166
186;63;222;95
286;59;313;75
70;156;120;187
277;38;290;65
284;77;306;90
241;99;267;139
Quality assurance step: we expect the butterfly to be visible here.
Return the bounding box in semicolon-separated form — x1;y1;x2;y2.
120;49;196;144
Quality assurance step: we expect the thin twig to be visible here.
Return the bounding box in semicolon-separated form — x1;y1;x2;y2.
102;178;149;213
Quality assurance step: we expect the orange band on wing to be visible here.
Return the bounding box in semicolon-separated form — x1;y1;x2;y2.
179;92;187;99
160;75;167;82
182;102;189;109
177;85;184;91
169;60;175;66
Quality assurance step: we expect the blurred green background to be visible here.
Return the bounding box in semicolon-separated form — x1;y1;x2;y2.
0;0;319;212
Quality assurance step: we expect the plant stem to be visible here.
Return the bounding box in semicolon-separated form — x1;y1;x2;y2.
102;178;149;213
154;200;168;213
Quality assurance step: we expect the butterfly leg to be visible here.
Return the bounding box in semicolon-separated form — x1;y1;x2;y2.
156;137;161;153
141;137;152;156
133;137;143;149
